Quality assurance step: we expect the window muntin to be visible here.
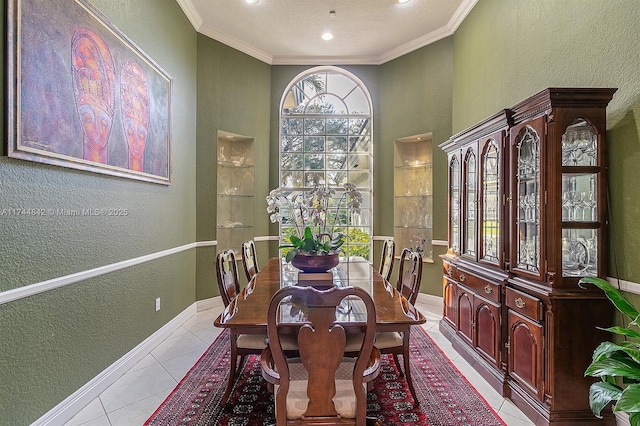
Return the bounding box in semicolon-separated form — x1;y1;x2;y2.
279;67;373;260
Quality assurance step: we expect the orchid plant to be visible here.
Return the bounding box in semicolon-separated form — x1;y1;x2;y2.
266;182;363;262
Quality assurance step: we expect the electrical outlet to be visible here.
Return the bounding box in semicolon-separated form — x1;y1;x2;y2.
155;297;161;312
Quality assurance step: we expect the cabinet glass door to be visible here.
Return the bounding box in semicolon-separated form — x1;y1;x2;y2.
561;120;600;277
449;155;460;253
481;140;500;264
463;148;477;258
515;127;540;274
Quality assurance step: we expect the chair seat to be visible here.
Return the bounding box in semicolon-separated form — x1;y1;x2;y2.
236;333;268;349
344;331;403;351
275;358;365;420
373;331;403;349
236;333;298;351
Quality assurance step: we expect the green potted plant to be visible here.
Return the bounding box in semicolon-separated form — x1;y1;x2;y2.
579;276;640;425
266;182;363;272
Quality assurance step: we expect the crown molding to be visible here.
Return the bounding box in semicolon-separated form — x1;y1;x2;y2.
377;25;452;64
449;0;479;33
175;0;203;30
197;23;274;64
177;0;478;66
379;0;478;64
271;55;382;66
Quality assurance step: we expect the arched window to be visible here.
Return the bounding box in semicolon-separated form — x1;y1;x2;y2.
278;67;373;260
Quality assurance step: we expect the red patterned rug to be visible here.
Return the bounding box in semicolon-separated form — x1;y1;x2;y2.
145;326;506;425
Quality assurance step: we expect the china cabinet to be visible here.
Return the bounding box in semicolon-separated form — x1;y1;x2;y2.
440;88;616;425
394;134;433;261
216;131;255;256
440;110;512;393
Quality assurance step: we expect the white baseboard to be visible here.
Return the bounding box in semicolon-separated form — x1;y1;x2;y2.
196;297;224;312
32;297;220;426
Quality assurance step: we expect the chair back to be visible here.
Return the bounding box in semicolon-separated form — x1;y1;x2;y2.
216;249;241;307
378;239;395;281
397;248;423;305
262;285;380;425
241;240;259;281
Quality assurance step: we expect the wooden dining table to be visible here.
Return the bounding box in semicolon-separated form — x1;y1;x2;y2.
214;256;426;408
214;256;426;333
214;257;426;403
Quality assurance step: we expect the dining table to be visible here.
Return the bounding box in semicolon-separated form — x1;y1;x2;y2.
213;256;427;409
214;256;426;334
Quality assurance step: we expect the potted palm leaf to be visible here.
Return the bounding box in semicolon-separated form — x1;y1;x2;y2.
579;276;640;425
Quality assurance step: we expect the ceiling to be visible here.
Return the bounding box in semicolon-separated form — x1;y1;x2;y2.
176;0;478;65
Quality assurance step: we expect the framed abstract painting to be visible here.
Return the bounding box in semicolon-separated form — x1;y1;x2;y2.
6;0;173;184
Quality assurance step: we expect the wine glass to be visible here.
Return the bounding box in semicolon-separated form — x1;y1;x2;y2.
562;191;575;220
520;195;530;222
573;192;585;220
583;191;597;221
576;134;590;166
584;131;598;165
561;134;571;166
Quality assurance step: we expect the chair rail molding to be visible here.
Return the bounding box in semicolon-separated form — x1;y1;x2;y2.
3;237;635;305
0;241;217;305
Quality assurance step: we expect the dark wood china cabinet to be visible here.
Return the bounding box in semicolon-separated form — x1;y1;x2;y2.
440;88;617;425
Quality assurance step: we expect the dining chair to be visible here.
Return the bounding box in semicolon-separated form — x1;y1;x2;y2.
241;239;259;282
396;248;422;305
374;248;423;404
216;249;267;405
261;285;381;426
378;238;395;282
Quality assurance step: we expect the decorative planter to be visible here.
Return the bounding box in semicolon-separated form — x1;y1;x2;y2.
290;252;339;273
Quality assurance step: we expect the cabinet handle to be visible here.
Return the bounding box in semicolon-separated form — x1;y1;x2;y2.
515;297;526;309
447;266;453;276
484;285;492;294
459;273;466;282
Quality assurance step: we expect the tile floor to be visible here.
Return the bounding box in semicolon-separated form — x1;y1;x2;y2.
65;299;535;426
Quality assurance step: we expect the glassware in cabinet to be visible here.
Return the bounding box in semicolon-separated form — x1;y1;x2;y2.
560;119;603;278
393;134;433;260
513;125;542;276
216;130;255;254
480;141;501;264
462;146;477;259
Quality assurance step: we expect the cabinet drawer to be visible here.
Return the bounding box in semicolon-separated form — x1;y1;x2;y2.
443;261;458;281
506;287;542;322
457;270;501;303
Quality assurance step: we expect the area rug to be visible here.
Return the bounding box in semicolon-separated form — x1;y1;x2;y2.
145;327;506;425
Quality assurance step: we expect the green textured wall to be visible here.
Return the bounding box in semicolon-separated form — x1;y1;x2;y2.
452;0;640;283
0;0;197;423
195;35;272;300
6;0;640;423
379;39;453;295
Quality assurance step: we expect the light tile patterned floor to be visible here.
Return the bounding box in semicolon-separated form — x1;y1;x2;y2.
65;299;535;426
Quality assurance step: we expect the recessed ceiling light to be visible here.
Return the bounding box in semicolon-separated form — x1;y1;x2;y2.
398;0;410;3
322;32;334;41
245;0;258;4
